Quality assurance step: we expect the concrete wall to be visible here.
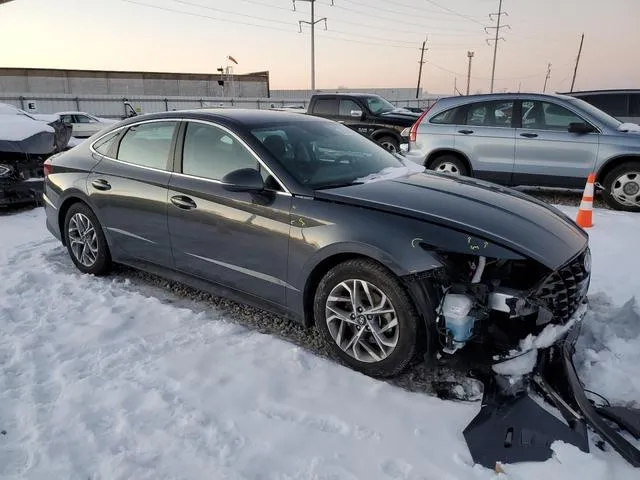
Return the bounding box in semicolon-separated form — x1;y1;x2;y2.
0;68;269;98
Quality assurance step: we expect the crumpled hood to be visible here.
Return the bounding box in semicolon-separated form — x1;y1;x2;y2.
314;172;588;269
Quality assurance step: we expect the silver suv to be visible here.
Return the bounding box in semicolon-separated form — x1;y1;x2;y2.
404;93;640;211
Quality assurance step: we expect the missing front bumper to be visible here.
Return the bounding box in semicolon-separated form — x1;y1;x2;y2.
463;307;640;469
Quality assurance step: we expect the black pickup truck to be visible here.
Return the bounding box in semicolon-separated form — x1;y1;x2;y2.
306;93;422;153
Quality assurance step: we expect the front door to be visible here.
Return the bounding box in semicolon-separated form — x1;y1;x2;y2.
167;120;292;308
88;120;178;267
513;100;600;188
452;99;516;185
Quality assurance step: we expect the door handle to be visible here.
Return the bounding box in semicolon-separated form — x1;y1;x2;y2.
520;133;539;138
91;178;111;191
458;129;474;135
170;195;197;210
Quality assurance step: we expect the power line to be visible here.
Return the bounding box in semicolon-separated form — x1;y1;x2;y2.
122;0;296;32
423;0;488;27
121;0;441;52
341;0;484;23
167;0;475;48
169;0;294;26
322;1;482;32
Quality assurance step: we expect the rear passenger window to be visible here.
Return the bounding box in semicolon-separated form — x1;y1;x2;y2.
466;101;514;127
182;122;258;181
93;130;120;156
430;107;463;124
313;98;338;115
117;121;177;170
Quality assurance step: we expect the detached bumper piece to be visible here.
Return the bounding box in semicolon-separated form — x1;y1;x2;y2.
0;154;45;207
463;322;640;469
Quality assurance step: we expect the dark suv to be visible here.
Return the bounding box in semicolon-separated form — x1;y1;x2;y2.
306;93;420;153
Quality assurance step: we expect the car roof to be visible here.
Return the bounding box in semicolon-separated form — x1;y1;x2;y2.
561;88;640;95
435;92;575;103
312;92;383;98
57;111;92;115
126;108;329;127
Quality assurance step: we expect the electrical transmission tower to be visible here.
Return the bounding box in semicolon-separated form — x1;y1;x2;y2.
485;0;510;93
466;51;474;95
543;63;551;93
294;0;333;92
416;37;428;99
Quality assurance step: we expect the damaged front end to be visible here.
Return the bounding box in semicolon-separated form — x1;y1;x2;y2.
417;247;640;468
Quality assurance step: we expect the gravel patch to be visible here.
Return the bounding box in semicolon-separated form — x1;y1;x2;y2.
519;187;610;209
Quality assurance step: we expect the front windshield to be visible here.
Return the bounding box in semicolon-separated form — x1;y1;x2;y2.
566;97;623;129
365;96;396;114
251;120;405;189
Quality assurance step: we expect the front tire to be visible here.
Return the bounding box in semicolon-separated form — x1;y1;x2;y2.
601;162;640;212
63;202;112;275
313;259;423;378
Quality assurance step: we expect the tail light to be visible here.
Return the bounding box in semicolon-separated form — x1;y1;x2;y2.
43;158;53;177
408;102;436;143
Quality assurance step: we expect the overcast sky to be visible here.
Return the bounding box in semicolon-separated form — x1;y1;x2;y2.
0;0;638;94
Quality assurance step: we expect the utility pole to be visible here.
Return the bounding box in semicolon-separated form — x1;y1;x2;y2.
466;51;474;95
543;63;551;93
294;0;333;92
416;36;428;99
570;33;584;92
485;0;510;93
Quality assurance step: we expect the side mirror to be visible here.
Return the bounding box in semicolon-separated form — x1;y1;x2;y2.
221;168;264;192
350;109;364;119
568;122;595;134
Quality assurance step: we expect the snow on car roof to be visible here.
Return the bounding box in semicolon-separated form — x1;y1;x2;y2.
0;116;54;141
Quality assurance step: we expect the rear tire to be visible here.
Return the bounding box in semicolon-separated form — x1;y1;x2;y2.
63;202;112;275
313;259;424;378
601;162;640;212
377;135;400;154
429;154;469;176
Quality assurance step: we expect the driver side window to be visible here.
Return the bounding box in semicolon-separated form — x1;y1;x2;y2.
521;101;586;131
182;122;258;181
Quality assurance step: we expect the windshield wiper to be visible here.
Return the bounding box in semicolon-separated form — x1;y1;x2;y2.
314;181;364;190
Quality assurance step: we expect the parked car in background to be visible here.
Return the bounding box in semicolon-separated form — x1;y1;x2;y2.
563;89;640;124
306;93;421;153
0;103;72;206
57;111;118;138
405;92;640;211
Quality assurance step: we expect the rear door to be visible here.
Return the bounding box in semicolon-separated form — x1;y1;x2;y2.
513;99;599;188
167;120;292;308
88;119;178;267
452;99;516;184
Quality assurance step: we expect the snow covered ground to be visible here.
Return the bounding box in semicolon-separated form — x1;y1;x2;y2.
1;206;639;479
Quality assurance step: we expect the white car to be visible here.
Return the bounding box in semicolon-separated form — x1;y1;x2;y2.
56;111;118;138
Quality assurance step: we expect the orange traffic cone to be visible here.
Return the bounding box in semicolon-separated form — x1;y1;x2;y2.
576;173;595;228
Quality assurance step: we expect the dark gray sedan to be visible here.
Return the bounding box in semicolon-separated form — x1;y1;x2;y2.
43;109;590;378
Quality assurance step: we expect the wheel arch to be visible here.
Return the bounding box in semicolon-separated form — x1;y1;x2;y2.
370;128;402;144
596;155;640;185
300;241;443;328
57;190;96;246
